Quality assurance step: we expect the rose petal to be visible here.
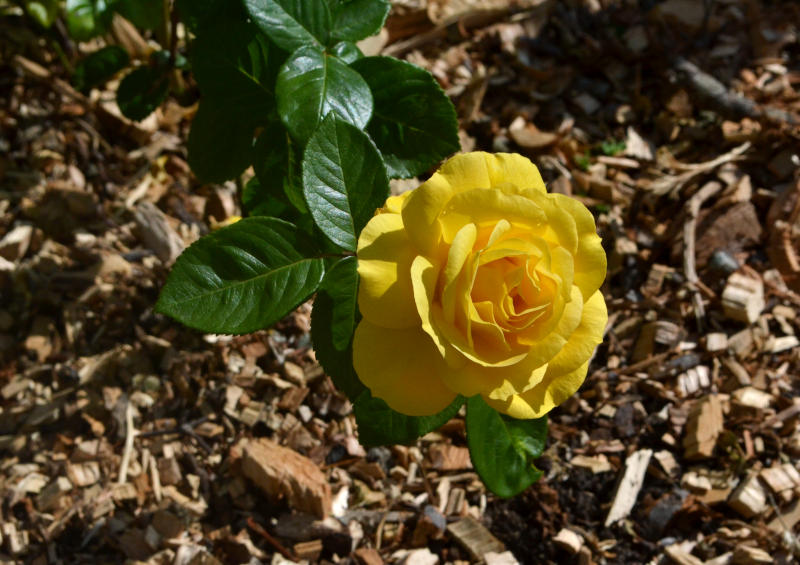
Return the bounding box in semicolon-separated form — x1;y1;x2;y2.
548;193;606;299
357;213;419;329
353;320;457;416
545;289;607;376
440;189;548;244
483;359;591;419
402;153;546;254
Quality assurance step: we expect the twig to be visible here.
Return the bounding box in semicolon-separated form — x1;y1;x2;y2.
149;451;163;502
117;400;137;484
246;516;298;561
673;57;799;126
648;142;751;196
137;415;214;453
384;3;553;56
683;180;725;332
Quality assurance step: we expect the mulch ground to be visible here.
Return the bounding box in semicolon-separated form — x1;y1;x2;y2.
1;1;800;564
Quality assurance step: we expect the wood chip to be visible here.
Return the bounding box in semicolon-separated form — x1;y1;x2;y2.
553;528;583;554
759;463;800;503
571;454;613;474
132;202;185;266
238;438;332;518
722;274;765;324
732;387;772;410
447;517;505;561
732;545;773;564
683;395;724;460
664;544;704;565
705;333;728;352
605;449;653;526
354;547;384;565
484;551;520;565
429;445;472;471
728;473;768;518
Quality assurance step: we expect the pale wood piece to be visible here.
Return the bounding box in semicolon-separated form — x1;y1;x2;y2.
728;474;768;518
721;274;765;324
759;463;800;503
571;454;613;474
732;387;772;410
605;449;653;526
664;544;704;565
705;333;728;352
447;516;506;561
683;395;725;460
553;528;583;554
239;438;332;519
485;551;520;565
731;545;773;564
133;202;185;266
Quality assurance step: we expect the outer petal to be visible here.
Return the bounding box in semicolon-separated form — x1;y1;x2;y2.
486;153;546;194
545;290;607;376
439;189;547;244
483;359;591;419
402;152;547;254
549;193;607;298
353;320;457;416
357;213;418;329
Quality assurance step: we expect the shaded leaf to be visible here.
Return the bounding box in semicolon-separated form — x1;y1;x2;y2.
253;123;308;214
352;56;459;178
187;102;255;184
311;257;365;401
73;45;130;93
354;393;464;447
116;66;169;121
466;396;546;498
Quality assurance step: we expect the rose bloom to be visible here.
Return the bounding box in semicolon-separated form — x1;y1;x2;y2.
353;152;607;419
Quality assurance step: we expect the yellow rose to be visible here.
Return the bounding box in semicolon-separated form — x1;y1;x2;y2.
353;152;607;419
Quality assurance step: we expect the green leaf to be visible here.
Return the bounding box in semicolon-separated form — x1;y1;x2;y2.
25;0;60;28
302;114;389;251
192;15;277;103
253;123;308;214
354;393;464;447
242;177;290;217
116;0;162;30
244;0;331;52
116;66;169;121
65;0;115;41
330;0;390;42
351;56;460;178
330;41;362;64
311;257;365;401
156;217;325;335
72;45;130;93
187;102;255;184
465;396;546;497
321;256;358;350
276;45;372;145
176;0;224;31
188;15;278;183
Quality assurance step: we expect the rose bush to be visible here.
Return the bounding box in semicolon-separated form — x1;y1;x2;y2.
353;152;607;419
